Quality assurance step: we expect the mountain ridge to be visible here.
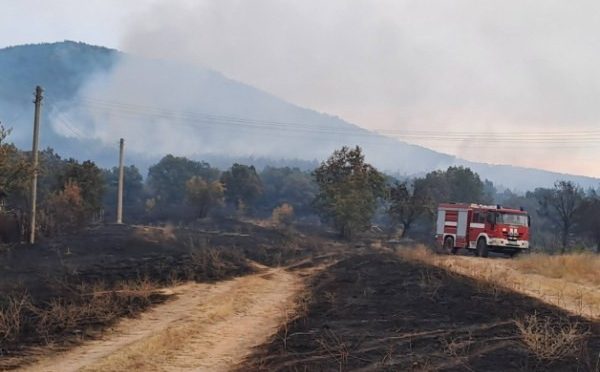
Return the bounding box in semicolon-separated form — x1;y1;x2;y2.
0;41;597;191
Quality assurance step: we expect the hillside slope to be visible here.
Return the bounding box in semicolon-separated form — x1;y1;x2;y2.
0;41;597;190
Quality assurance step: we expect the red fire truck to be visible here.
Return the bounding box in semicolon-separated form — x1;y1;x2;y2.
435;203;530;257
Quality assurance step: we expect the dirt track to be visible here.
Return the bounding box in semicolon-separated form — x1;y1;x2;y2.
22;266;304;372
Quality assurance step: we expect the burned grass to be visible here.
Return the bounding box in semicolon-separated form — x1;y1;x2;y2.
0;280;167;369
241;252;600;371
0;219;326;368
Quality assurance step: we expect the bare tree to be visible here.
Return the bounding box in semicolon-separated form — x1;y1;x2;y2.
538;181;583;253
576;191;600;253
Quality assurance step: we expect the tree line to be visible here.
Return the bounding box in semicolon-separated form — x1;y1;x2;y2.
0;124;317;238
0;124;598;253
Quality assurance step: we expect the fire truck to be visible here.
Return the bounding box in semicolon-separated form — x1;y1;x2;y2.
435;203;530;257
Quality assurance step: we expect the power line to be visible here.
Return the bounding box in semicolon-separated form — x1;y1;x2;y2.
73;96;600;137
44;95;600;148
52;111;87;140
74;98;600;141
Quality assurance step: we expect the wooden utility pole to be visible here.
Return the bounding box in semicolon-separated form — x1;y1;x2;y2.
117;138;124;224
29;86;43;244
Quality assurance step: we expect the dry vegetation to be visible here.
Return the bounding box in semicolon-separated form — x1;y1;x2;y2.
241;251;600;371
397;245;600;320
82;276;273;371
512;252;600;286
515;313;590;362
3;219;598;371
35;268;306;372
0;220;326;369
0;279;166;369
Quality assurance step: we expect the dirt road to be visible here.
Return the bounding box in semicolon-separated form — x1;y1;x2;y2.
22;267;304;372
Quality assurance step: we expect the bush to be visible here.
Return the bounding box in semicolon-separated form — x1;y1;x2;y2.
515;313;589;361
272;203;294;226
40;180;87;235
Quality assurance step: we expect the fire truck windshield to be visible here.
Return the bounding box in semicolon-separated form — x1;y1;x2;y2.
496;213;528;226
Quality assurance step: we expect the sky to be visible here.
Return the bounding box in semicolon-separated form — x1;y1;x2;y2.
2;0;600;177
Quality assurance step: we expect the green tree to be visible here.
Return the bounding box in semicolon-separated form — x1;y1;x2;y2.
103;165;145;220
38;148;68;201
414;166;495;209
220;164;263;211
498;189;556;251
314;146;385;239
537;180;583;253
483;180;496;204
41;180;86;235
415;166;489;205
56;159;105;218
446;166;487;203
388;181;431;238
147;155;219;205
0;124;30;200
259;166;317;214
185;176;225;218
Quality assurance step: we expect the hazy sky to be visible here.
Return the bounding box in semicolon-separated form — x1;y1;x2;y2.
2;0;600;177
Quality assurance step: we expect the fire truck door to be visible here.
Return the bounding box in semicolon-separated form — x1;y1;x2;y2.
457;210;468;238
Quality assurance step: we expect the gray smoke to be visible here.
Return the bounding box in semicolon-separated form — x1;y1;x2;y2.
112;0;600;177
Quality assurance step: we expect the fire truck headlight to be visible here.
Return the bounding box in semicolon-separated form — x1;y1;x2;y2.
502;228;507;232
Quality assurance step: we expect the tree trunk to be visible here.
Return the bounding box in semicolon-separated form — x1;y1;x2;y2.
561;222;568;253
400;222;410;238
340;224;352;240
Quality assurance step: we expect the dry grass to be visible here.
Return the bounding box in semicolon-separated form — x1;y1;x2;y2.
74;287;247;371
316;329;350;370
515;313;589;361
81;271;294;371
397;244;440;264
0;294;29;343
79;319;199;372
397;245;600;320
511;253;600;286
0;278;162;361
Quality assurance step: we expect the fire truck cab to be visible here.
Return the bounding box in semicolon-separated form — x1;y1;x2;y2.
435;203;530;257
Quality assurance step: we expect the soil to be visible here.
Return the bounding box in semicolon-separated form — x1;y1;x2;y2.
241;252;600;371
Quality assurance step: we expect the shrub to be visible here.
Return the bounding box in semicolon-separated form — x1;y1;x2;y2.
272;203;294;226
40;180;87;235
515;313;589;361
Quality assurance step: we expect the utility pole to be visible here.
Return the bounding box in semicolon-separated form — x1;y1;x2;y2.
29;86;43;244
117;138;124;224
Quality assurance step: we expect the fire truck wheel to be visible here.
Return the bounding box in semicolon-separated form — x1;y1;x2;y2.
477;238;489;258
443;236;455;255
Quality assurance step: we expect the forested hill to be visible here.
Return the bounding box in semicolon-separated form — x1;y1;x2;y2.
0;42;118;159
0;41;598;190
